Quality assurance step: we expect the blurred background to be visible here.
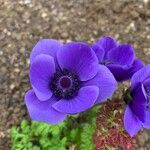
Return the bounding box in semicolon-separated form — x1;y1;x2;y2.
0;0;150;149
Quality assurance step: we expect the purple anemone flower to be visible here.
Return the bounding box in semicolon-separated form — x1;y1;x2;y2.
124;65;150;137
25;39;117;124
91;36;144;82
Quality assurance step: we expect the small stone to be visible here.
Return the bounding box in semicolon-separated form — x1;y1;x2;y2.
20;47;26;53
143;0;150;4
61;32;68;38
41;12;47;18
0;51;3;55
10;84;15;90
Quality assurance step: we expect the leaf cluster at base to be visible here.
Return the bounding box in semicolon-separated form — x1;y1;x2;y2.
11;106;99;150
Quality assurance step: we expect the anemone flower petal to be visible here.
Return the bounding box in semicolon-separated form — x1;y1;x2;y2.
52;86;99;114
143;78;150;90
131;64;150;90
107;64;130;82
130;84;147;122
142;111;150;129
107;59;144;82
142;78;150;104
84;65;117;103
95;36;117;53
30;39;62;68
124;105;142;137
57;42;98;81
25;90;66;124
30;54;55;101
91;44;105;62
130;59;144;77
107;44;135;65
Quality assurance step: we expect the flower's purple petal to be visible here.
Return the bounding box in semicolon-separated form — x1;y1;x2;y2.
52;86;99;114
83;65;117;103
130;84;147;122
130;59;144;76
124;105;142;137
91;44;105;62
25;90;66;124
107;59;144;82
57;42;98;81
29;54;55;101
132;59;144;69
107;44;135;65
143;78;150;105
30;39;62;68
107;64;129;82
96;36;117;52
142;111;150;129
131;65;150;90
143;77;150;93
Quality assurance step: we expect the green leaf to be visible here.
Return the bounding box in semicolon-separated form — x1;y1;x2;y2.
11;106;99;150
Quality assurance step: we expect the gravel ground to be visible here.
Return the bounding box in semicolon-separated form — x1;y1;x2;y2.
0;0;150;149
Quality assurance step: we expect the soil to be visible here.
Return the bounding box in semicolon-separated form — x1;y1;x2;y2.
0;0;150;150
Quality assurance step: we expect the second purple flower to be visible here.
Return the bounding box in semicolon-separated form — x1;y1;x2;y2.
92;36;144;82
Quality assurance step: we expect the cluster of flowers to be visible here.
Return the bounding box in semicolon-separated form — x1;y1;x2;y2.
25;36;150;137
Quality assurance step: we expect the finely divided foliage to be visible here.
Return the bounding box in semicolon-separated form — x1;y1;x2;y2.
11;106;98;150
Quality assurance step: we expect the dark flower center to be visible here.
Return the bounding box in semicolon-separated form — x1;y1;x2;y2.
50;69;80;99
60;76;71;89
